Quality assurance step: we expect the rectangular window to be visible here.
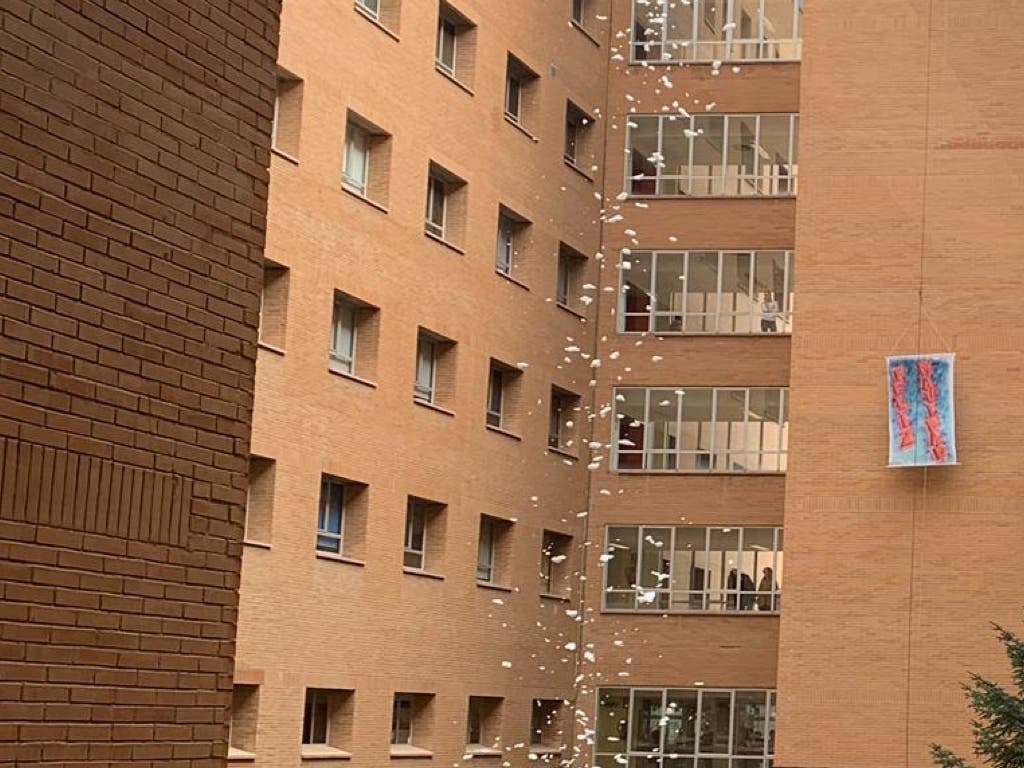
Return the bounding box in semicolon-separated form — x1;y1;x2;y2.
436;3;477;86
466;696;502;749
632;0;802;63
343;113;391;204
425;162;467;245
391;695;414;744
316;478;346;554
271;68;303;159
486;364;505;428
229;685;260;759
496;212;515;275
302;690;329;746
556;243;586;310
437;17;456;74
613;387;789;472
541;530;572;596
603;525;783;612
342;122;370;195
596;688;776;768
564;101;593;167
571;0;585;25
621;250;794;334
404;500;427;570
627;113;799;197
355;0;379;17
505;54;539;129
476;515;512;584
530;699;565;751
548;387;579;451
414;334;437;403
330;297;357;375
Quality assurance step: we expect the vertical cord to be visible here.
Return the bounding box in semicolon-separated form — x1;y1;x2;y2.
906;1;935;764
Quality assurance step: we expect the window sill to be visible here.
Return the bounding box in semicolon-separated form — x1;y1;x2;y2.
618;330;792;338
228;747;257;762
529;746;564;756
486;424;522;442
301;745;353;760
257;340;285;356
464;745;503;758
495;269;529;291
476;581;514;593
242;539;271;550
328;367;379;389
547;446;578;461
413;398;456;418
270;146;299;165
435;65;475;96
424;230;466;255
390;744;434;759
315;551;366;567
353;4;400;41
629;55;801;66
341;184;389;214
403;567;445;581
563;158;595;182
504;115;539;143
556;302;587;320
600;608;780;617
570;20;601;47
614;469;785;476
539;592;571;603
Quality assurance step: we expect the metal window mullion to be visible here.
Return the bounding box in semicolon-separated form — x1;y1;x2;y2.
719;115;729;193
784;250;792;322
687;114;696;195
675;389;684;471
761;0;769;59
747;251;756;334
681;250;689;331
650;252;659;328
793;0;801;57
715;251;725;332
662;0;671;51
789;114;797;186
753;114;762;192
643;388;654;469
656;116;667;192
779;388;787;458
694;689;704;754
709;388;718;470
627;688;637;753
725;0;735;59
728;690;736;762
743;388;751;471
633;526;644;607
667;525;676;605
689;0;699;61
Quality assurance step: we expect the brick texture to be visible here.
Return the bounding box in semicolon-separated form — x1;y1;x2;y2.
0;0;280;764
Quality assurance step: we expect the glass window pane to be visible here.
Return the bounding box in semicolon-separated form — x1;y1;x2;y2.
312;693;328;743
678;389;713;470
605;526;639;604
344;126;368;191
714;389;748;471
623;252;654;332
632;0;666;61
683;252;719;333
628;117;660;195
437;20;456;71
665;1;696;58
754;252;787;334
747;389;783;471
665;690;698;754
697;691;732;755
597;689;630;753
758;115;793;195
653;252;687;332
630;690;664;753
733;691;769;755
691;116;724;196
671;527;707;610
740;528;775;611
707;528;740;611
732;0;762;59
639;527;671;601
726;116;759;196
616;390;647;470
659;120;689;196
763;0;799;59
647;389;680;471
694;0;728;61
718;252;753;333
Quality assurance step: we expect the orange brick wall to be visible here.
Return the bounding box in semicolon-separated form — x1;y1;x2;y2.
0;0;280;764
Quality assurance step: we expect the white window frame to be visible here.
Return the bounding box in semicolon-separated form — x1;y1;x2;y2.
342;121;370;195
619;250;794;334
329;297;358;374
571;0;585;25
505;72;522;123
630;0;802;64
466;698;484;745
496;214;515;274
436;15;457;75
625;113;799;198
303;689;330;746
596;688;776;766
391;695;414;745
316;478;345;553
612;387;789;473
414;334;437;403
602;525;783;612
404;501;427;570
477;516;497;582
355;0;380;20
486;366;504;428
425;174;447;238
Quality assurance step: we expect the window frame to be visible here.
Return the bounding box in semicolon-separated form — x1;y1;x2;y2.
612;387;789;473
571;0;585;25
602;525;783;612
619;250;794;334
342;121;371;195
391;694;414;745
476;516;498;582
596;687;776;766
316;478;346;554
626;113;799;198
414;333;438;403
630;0;803;64
505;71;523;123
404;500;428;570
425;173;448;238
486;366;505;428
436;15;457;75
496;212;516;275
329;296;358;374
355;0;380;20
302;689;331;746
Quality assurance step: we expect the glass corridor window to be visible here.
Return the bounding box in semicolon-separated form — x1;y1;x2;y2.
621;250;794;334
613;387;789;472
627;113;798;197
632;0;802;63
603;525;783;612
596;688;776;768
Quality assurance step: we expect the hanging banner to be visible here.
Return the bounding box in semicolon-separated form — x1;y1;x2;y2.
887;354;958;467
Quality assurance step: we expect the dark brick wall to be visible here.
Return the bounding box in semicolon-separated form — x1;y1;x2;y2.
0;0;280;764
